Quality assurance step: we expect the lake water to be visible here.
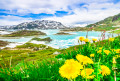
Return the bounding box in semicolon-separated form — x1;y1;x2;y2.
0;30;117;49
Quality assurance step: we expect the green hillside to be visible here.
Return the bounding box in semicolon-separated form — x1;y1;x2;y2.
61;13;120;32
87;13;120;28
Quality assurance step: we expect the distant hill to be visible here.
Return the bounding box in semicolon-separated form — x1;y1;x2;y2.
86;13;120;28
61;13;120;32
0;20;67;30
0;30;46;37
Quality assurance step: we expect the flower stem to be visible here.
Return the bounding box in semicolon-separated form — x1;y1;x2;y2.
74;78;76;81
84;65;87;81
114;70;116;81
97;59;100;81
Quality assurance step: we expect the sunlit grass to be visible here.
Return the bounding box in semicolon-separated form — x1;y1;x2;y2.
0;35;120;81
113;29;120;34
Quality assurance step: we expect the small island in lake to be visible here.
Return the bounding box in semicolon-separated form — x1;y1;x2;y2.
0;30;46;37
60;27;90;32
31;37;52;42
0;40;9;47
54;32;72;35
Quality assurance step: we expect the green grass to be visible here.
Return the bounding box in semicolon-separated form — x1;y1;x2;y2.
16;43;52;49
61;27;92;32
0;36;120;81
0;49;33;67
61;26;118;32
0;58;66;81
0;43;60;68
112;29;120;34
93;26;118;31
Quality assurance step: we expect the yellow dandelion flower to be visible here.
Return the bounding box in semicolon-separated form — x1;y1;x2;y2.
84;38;89;43
104;50;110;55
115;55;120;58
97;50;102;54
99;47;103;50
65;59;83;69
118;55;120;58
59;59;83;79
115;49;120;53
111;49;115;52
92;38;97;42
109;38;114;42
79;37;85;41
81;68;95;79
90;54;95;57
115;55;119;58
112;57;117;64
76;54;93;65
100;65;111;76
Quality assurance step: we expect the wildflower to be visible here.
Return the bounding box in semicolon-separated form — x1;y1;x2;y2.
84;38;89;43
90;54;95;57
26;75;29;78
112;57;117;64
115;49;120;53
81;68;95;79
59;59;83;79
115;55;120;58
0;55;2;58
104;50;110;55
97;50;102;54
99;47;103;50
76;54;93;65
109;38;114;42
100;65;111;76
92;38;97;42
115;55;119;58
65;59;83;69
111;49;115;52
79;37;85;41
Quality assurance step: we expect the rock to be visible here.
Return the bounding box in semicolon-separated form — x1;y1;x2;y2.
45;46;49;49
53;51;60;55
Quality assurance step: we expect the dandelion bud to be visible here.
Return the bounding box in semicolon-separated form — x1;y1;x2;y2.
109;38;114;42
112;57;117;64
79;37;85;41
92;38;97;42
84;38;89;43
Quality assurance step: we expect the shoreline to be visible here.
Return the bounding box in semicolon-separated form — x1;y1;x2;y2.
0;30;118;50
0;34;118;50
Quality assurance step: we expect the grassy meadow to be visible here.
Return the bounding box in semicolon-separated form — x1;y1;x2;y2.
0;34;120;81
113;29;120;34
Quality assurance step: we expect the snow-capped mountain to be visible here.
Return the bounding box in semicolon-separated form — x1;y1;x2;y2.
2;20;67;30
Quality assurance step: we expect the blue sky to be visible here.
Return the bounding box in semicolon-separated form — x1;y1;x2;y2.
0;0;120;26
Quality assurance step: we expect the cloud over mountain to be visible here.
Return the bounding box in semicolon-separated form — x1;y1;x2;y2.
0;0;120;26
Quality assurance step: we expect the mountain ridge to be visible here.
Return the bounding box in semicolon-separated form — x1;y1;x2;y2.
0;20;67;30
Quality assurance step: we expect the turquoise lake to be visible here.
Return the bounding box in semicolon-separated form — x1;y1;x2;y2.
0;30;117;49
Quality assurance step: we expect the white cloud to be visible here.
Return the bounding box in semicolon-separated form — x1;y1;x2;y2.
0;0;120;26
0;0;114;14
0;15;33;25
43;2;120;26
